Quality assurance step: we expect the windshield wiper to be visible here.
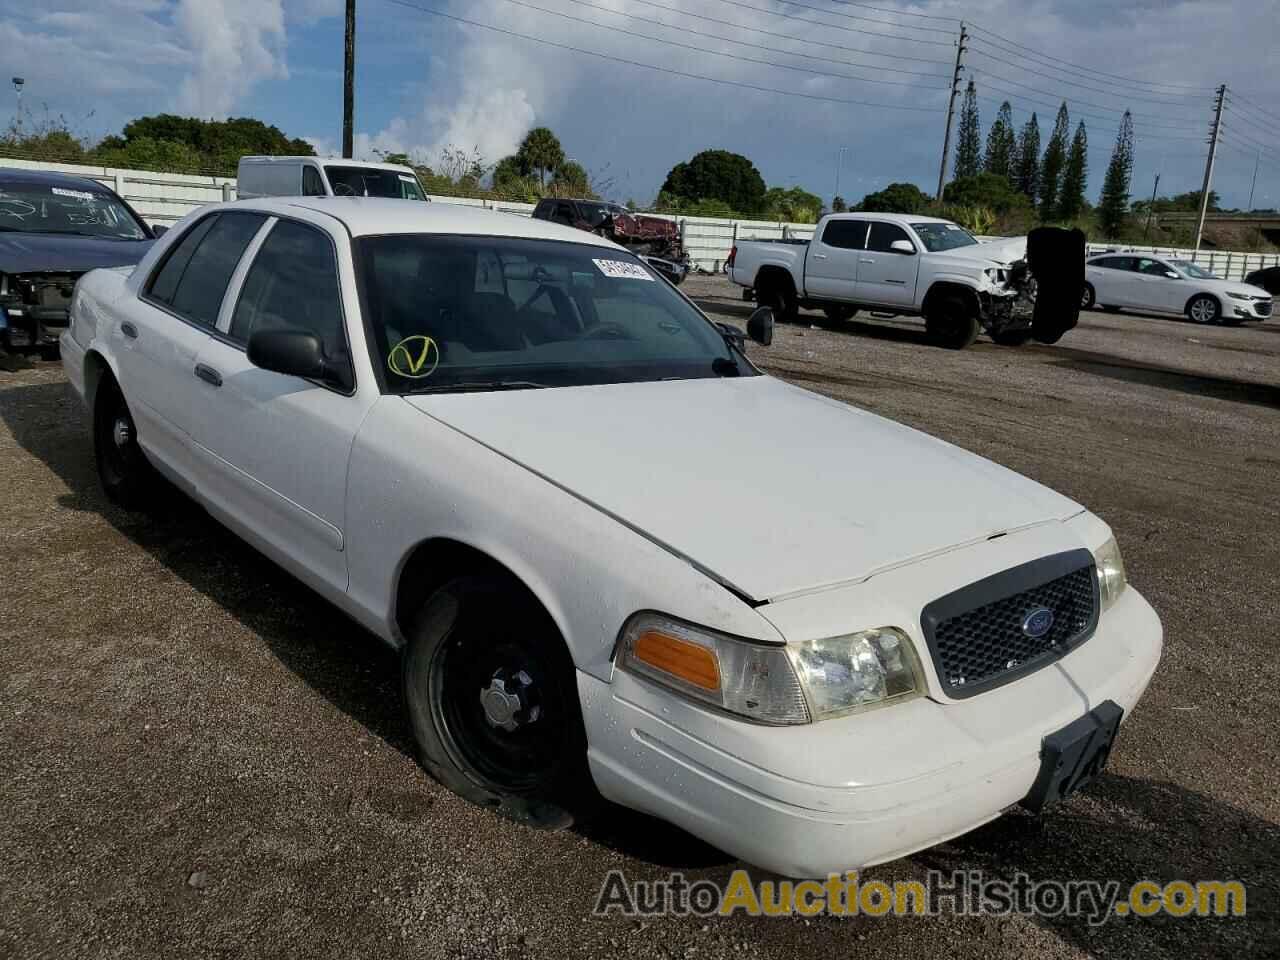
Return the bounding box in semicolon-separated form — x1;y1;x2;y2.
405;379;550;395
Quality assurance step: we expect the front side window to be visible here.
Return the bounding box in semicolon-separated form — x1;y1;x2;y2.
1169;260;1218;279
0;180;148;240
230;220;350;375
911;221;979;252
820;219;868;250
356;235;750;393
323;165;426;200
147;212;266;325
867;221;913;253
302;166;326;196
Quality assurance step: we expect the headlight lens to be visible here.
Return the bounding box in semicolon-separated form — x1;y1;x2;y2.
1094;535;1127;612
616;615;925;724
787;627;924;720
1227;291;1252;300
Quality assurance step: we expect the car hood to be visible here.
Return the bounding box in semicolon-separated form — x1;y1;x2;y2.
931;236;1027;267
0;233;154;274
1198;278;1272;298
405;376;1081;601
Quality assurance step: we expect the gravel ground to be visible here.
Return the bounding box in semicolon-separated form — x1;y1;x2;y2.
2;279;1277;959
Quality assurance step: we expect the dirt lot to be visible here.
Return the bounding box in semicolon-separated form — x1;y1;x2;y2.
2;279;1277;959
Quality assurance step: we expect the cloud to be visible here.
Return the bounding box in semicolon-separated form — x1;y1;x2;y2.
173;0;290;118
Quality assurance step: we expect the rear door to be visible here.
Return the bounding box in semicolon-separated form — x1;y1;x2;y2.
804;218;868;301
1089;256;1137;306
189;214;377;594
118;211;267;481
853;221;919;306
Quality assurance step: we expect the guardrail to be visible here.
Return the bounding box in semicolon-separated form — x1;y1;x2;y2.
4;157;1278;281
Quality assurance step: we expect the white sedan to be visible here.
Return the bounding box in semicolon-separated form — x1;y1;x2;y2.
1083;252;1273;323
61;198;1162;878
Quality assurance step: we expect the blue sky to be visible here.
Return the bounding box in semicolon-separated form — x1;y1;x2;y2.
2;0;1277;209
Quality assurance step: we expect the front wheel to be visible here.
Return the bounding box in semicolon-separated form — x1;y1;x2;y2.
1080;282;1096;311
402;575;595;829
757;277;798;323
1187;294;1221;325
925;296;980;349
93;376;154;509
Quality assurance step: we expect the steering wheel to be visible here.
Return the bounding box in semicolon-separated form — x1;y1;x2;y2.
580;321;633;341
332;182;357;196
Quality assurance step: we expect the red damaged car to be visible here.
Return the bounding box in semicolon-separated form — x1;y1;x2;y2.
532;198;690;285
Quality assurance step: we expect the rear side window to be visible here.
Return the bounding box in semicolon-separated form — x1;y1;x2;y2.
821;220;868;250
229;220;349;373
147;213;266;325
867;222;913;253
302;166;326;196
1095;256;1135;271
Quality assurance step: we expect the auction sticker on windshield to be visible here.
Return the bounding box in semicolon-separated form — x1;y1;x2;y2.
593;259;654;281
52;188;97;201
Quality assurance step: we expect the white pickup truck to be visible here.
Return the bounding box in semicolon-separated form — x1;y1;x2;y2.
727;212;1081;349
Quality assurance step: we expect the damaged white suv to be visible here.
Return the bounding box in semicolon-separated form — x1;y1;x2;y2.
62;197;1160;878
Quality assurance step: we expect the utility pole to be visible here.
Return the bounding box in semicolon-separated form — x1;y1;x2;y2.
833;145;847;206
343;0;356;158
935;22;967;205
1247;150;1260;211
11;77;23;135
1143;172;1159;241
1194;83;1225;253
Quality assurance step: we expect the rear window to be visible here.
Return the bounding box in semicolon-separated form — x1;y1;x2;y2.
323;165;425;200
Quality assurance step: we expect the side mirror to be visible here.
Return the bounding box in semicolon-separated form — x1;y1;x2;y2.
1164;271;1180;279
247;330;351;389
747;306;774;346
150;224;169;238
889;239;916;255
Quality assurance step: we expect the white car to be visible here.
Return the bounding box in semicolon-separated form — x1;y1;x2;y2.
61;198;1162;878
1084;253;1273;323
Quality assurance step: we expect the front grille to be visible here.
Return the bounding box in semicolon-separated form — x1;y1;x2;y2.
1256;300;1272;317
921;550;1099;699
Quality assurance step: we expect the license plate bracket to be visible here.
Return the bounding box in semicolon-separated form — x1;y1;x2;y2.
1021;699;1123;812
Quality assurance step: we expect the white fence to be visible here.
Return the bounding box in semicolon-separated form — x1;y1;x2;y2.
5;157;1278;280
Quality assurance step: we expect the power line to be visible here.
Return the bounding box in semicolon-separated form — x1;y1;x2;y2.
966;70;1203;128
1223;102;1280;143
788;0;958;33
967;23;1217;93
620;0;953;75
481;0;949;89
966;47;1199;110
1227;91;1280;128
824;0;959;24
699;0;957;46
971;91;1207;138
378;0;946;111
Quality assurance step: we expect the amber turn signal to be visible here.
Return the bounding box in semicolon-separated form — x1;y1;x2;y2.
632;630;721;691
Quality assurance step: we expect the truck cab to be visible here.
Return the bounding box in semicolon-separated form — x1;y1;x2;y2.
236;157;428;201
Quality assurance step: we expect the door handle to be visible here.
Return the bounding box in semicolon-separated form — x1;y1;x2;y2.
812;253;828;259
859;258;875;264
121;321;138;340
194;363;223;388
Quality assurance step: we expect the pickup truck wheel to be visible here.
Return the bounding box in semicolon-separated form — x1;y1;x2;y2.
823;305;855;323
93;375;154;509
991;329;1034;346
402;575;594;830
925;296;980;349
757;278;798;323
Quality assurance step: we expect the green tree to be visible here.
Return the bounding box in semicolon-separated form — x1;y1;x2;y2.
550;160;594;198
983;101;1017;182
1039;102;1070;218
954;80;982;179
1014;113;1041;201
941;172;1029;213
1057;121;1089;221
660;149;767;214
831;195;848;213
93;136;206;174
107;114;313;174
763;185;824;222
516;127;565;189
856;181;930;214
1097;111;1134;238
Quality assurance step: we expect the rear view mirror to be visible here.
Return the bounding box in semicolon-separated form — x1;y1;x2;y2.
150;224;169;238
747;306;774;346
890;239;916;255
248;330;352;389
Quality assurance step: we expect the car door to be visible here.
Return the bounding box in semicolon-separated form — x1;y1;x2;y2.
854;221;919;306
1089;256;1136;306
804;218;868;301
118;211;268;483
1135;257;1185;312
189;215;377;594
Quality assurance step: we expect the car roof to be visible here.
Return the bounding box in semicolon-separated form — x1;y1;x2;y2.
825;212;951;225
240;156;417;174
0;166;116;193
227;196;621;247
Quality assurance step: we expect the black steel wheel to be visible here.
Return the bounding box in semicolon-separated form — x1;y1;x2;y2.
925;295;980;349
402;575;594;828
93;375;153;509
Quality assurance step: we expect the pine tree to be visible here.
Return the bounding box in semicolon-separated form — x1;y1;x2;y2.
1097;111;1135;238
954;81;982;180
1015;113;1041;201
1039;102;1070;218
983;101;1017;181
1057;121;1089;221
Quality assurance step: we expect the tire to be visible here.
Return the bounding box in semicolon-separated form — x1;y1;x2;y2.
93;375;153;509
1187;294;1221;325
756;274;798;323
39;343;60;362
1080;282;1096;311
402;575;595;829
925;295;980;349
1101;305;1121;313
823;305;855;323
991;328;1034;346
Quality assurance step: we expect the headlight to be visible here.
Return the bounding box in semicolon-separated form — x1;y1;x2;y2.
616;614;924;725
1094;535;1127;612
1227;291;1253;300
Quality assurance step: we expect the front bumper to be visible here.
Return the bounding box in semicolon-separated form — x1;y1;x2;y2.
1;305;68;350
1230;297;1272;320
583;586;1162;878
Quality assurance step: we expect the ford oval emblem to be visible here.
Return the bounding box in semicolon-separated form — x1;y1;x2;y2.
1022;606;1055;639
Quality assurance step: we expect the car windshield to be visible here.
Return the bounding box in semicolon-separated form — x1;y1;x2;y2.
574;202;622;228
1170;260;1218;279
0;182;148;240
910;221;979;252
357;235;750;393
324;165;426;200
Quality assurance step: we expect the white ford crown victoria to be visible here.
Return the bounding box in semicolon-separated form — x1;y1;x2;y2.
62;198;1162;878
